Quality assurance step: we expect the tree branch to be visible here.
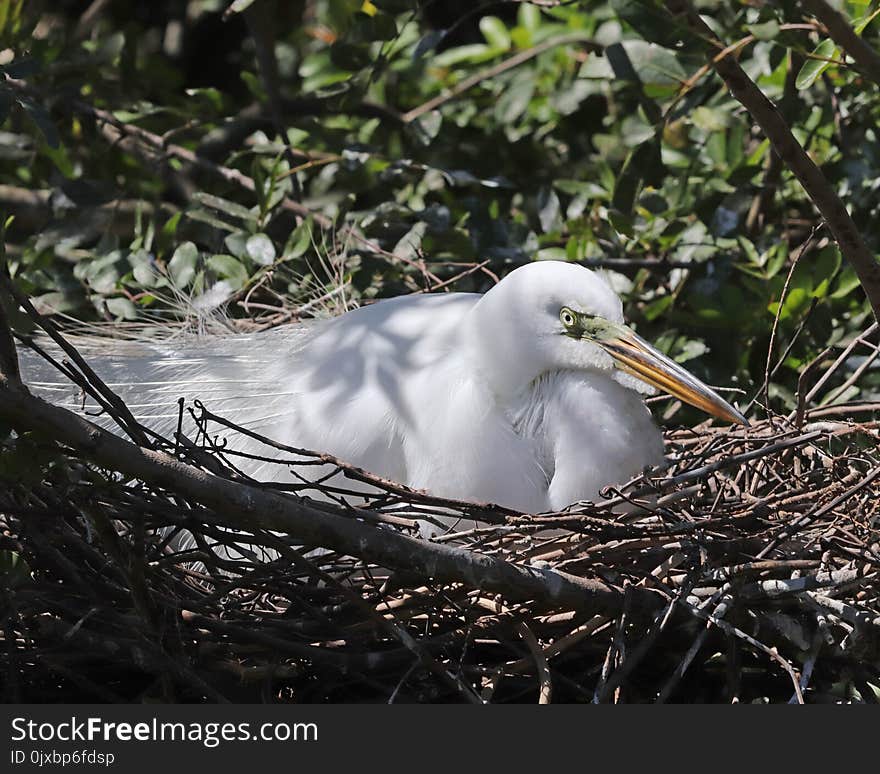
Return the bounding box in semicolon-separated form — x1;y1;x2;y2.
0;222;21;387
663;0;880;321
0;373;663;618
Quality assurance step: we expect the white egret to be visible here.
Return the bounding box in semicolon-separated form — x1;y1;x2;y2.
23;260;746;513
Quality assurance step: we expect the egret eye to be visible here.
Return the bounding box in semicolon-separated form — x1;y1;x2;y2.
560;308;576;328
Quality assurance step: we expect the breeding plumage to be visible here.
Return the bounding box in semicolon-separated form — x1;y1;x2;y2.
22;261;746;512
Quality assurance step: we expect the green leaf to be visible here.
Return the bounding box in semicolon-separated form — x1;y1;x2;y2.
393;222;427;260
796;39;839;90
330;42;373;71
618;40;688;93
643;294;674;321
536;247;567;262
854;6;880;35
283;220;313;259
413;30;447;60
691;106;731;132
168;241;199;287
128;249;161;288
224;231;250;260
192;192;257;223
747;20;780;41
351;10;398;42
811;245;841;298
104;296;138;320
778;286;811;320
674;338;709;364
185;87;225;111
411;110;442;145
517;3;541;33
245;233;276;265
186;208;238;233
240;70;267;100
479;16;511;50
831;265;862;299
494;73;535;124
433;44;496;68
765;242;789;279
611;0;684;49
207;254;249;290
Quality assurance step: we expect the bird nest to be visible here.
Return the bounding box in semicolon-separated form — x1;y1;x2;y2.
1;333;879;703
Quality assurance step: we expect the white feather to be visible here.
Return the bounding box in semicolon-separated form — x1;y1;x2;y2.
20;261;670;513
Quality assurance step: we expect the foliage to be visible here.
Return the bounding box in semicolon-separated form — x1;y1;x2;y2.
3;0;880;419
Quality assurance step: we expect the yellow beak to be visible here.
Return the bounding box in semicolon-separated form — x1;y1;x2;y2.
597;326;749;426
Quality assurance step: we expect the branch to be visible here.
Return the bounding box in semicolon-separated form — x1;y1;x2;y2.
800;0;880;87
0;374;663;618
0;222;21;387
663;0;880;321
0;292;20;387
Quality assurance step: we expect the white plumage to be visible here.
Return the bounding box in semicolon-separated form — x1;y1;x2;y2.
22;260;746;513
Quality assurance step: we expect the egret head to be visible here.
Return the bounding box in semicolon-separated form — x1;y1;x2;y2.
469;260;747;425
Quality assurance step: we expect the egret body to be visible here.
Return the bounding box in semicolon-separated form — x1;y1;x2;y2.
24;261;746;512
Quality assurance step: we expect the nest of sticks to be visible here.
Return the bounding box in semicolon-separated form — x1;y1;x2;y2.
1;317;879;704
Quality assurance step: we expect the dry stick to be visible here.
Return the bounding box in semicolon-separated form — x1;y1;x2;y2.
657;587;732;704
793;322;880;424
801;0;880;87
515;621;552;704
634;430;825;495
664;0;880;321
0;380;663;618
677;593;805;703
789;630;824;704
402;32;602;124
263;538;484;704
593;587;632;704
77;100;316;221
759;229;818;416
504;616;610;679
757;463;880;559
665;24;818;123
823;339;880;404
